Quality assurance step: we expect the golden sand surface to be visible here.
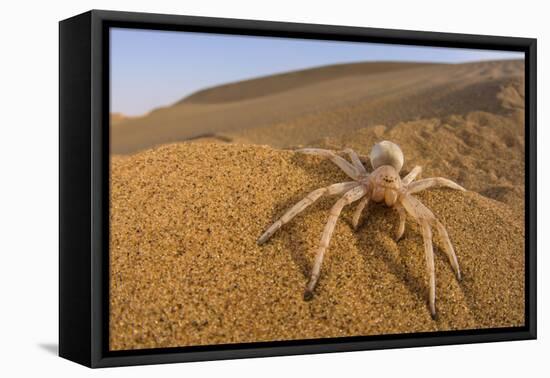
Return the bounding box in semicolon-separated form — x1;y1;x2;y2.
109;58;525;350
110;142;524;351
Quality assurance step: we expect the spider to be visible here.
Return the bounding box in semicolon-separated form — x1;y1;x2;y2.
258;141;465;318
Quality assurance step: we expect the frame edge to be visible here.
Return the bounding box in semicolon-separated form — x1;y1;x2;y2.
59;11;94;368
78;9;537;368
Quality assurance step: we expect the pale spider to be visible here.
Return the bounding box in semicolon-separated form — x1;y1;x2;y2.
258;141;465;318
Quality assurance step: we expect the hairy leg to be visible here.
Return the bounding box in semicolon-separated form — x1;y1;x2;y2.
407;177;465;194
395;205;406;241
434;220;461;280
304;186;366;300
352;195;370;230
421;220;436;318
257;181;358;245
401;192;462;276
297;148;359;180
400;194;438;318
343;148;367;176
402;165;422;186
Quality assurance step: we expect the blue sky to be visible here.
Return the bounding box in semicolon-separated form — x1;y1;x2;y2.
110;28;524;116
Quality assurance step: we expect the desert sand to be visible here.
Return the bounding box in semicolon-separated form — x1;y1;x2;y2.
111;60;523;154
109;59;525;350
110;143;524;350
110;112;132;126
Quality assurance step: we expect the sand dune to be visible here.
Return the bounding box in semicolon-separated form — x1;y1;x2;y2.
310;109;525;212
109;58;526;350
179;61;437;104
110;143;524;350
110;112;132;126
111;60;524;154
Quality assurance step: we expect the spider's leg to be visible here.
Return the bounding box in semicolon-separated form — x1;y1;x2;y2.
434;220;461;280
304;185;366;300
395;204;406;241
342;148;368;176
257;181;358;245
297;148;359;180
345;148;369;230
420;220;436;318
401;193;462;279
400;194;438;318
407;177;465;194
352;195;370;230
402;165;422;186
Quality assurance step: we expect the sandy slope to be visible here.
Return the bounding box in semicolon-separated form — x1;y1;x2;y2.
111;60;523;154
110;112;132;126
315;108;525;212
110;143;524;350
180;62;437;103
109;59;526;350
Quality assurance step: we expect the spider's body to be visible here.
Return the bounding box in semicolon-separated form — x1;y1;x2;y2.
368;165;401;206
258;141;465;318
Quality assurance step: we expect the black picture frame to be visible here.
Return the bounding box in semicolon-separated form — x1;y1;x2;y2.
59;9;537;368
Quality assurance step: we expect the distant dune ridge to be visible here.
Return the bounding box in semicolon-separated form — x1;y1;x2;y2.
179;61;437;104
111;59;523;154
110;113;128;125
109;59;525;350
